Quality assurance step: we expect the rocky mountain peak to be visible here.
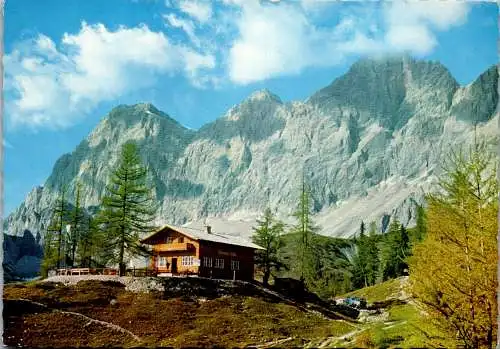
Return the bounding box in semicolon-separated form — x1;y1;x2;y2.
306;56;459;131
453;65;498;124
246;89;283;104
5;58;498;247
105;103;179;128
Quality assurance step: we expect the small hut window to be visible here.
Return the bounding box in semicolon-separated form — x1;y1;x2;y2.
158;257;167;267
182;256;194;266
203;257;213;267
215;258;224;269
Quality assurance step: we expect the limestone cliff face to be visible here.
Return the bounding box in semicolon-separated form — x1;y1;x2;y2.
5;57;498;240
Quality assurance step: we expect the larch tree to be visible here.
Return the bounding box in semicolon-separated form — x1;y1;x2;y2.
40;226;58;278
78;214;107;268
252;208;285;286
68;183;84;267
365;222;380;285
408;141;497;348
353;222;369;288
292;177;320;285
97;142;158;276
45;186;69;270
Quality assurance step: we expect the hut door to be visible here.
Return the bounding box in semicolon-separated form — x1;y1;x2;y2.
172;258;178;273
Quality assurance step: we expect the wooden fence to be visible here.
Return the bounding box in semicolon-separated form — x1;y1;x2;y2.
55;268;158;277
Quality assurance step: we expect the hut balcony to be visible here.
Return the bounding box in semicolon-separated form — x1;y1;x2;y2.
153;242;194;252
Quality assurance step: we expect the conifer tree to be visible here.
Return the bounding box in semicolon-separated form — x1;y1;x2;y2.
360;221;366;237
353;222;369;288
40;227;58;278
68;183;84;267
379;219;409;280
78;215;107;268
365;222;380;285
252;208;285;286
46;186;69;269
414;204;427;242
292;177;319;284
409;141;497;348
97;141;157;276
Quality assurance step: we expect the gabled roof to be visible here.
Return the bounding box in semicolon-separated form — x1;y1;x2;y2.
140;223;264;250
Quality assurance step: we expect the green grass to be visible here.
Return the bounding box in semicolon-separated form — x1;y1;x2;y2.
354;302;457;348
333;278;460;348
341;281;459;348
342;278;401;303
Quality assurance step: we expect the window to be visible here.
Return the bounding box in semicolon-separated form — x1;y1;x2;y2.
203;257;213;267
182;256;195;266
166;237;174;244
158;256;167;267
179;237;184;243
215;258;224;269
231;260;240;271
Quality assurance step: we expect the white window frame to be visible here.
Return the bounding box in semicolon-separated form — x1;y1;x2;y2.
181;256;195;266
231;260;240;271
166;237;174;244
203;257;213;267
215;258;224;269
158;256;167;267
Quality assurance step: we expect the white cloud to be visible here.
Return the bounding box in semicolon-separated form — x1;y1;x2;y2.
5;0;473;129
225;1;471;84
383;1;470;56
5;22;215;130
163;13;200;47
178;0;213;23
228;4;313;83
385;24;437;56
385;1;469;31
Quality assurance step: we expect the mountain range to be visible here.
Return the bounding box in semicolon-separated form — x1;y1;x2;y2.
5;56;499;247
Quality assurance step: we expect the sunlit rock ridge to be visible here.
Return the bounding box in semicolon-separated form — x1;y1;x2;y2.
6;57;499;239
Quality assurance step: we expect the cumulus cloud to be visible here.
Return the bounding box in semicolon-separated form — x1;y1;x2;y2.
5;22;214;129
224;0;471;84
5;0;472;129
383;1;470;56
228;4;313;83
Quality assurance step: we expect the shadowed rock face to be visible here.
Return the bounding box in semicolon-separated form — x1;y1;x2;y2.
4;58;499;250
4;230;43;281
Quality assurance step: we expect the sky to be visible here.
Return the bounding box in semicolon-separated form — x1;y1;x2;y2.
3;0;498;215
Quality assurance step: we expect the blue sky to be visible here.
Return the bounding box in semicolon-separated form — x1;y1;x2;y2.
4;0;498;215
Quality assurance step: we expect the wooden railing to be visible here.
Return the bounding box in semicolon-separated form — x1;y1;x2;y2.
56;268;118;276
55;268;157;277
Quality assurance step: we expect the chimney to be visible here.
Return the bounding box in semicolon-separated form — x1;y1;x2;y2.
206;225;212;234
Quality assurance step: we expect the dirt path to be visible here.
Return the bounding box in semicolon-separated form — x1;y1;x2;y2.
398;277;428;316
13;298;142;343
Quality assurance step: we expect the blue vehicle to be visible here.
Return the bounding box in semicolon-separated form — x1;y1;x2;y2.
344;296;367;309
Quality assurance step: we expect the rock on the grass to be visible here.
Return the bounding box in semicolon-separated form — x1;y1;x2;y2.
42;275;165;293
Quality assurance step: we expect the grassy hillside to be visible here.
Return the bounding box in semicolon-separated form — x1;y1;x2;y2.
342;278;400;303
4;278;357;348
338;278;458;348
